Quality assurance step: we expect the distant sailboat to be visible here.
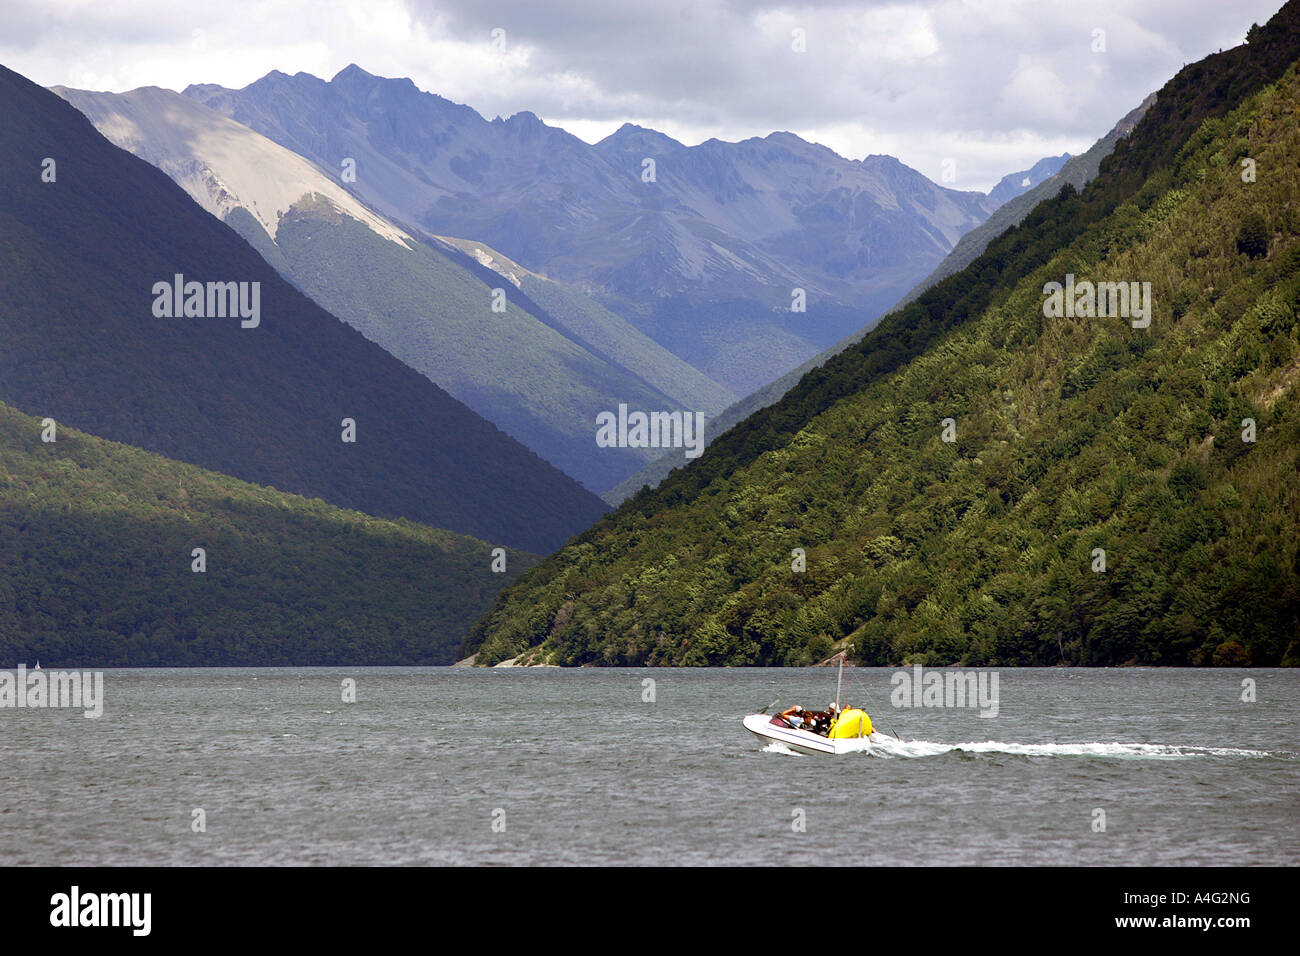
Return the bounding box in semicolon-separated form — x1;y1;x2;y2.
33;660;42;670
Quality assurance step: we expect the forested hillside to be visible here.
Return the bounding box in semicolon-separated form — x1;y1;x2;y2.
465;8;1300;668
0;401;535;666
604;100;1157;506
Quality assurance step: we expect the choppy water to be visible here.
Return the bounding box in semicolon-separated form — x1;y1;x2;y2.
2;667;1296;865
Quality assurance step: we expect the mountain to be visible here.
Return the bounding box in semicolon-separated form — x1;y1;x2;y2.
185;67;997;308
987;153;1071;207
0;399;535;666
53;85;734;493
433;235;734;413
463;3;1300;668
0;64;605;553
589;126;998;307
48;84;412;252
604;95;1157;506
185;67;997;393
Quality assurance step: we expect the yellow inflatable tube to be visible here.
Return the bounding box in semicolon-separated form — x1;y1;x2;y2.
828;708;874;738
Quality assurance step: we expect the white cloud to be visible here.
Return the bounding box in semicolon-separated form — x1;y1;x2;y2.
0;0;1287;190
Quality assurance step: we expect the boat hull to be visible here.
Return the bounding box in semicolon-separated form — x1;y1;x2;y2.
743;713;870;755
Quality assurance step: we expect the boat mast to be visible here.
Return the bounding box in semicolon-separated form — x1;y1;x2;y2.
835;645;853;712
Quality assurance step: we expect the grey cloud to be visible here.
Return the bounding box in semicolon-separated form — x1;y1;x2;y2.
405;0;1284;145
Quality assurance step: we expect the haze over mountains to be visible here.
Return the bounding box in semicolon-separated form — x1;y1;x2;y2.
607;102;1152;505
55;84;733;493
186;64;998;307
8;3;1277;672
53;68;1060;498
184;65;1002;394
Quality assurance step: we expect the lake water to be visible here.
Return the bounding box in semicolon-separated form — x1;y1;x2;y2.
2;667;1296;866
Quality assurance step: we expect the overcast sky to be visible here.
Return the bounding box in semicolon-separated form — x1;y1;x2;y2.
0;0;1287;190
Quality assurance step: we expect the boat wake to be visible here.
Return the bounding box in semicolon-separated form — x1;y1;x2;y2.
762;737;1275;759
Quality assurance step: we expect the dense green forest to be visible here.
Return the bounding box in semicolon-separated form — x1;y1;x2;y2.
0;400;535;666
465;9;1300;668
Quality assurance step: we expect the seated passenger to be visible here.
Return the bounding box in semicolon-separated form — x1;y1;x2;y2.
805;709;829;735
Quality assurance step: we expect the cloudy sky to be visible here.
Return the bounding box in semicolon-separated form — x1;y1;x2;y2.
0;0;1286;190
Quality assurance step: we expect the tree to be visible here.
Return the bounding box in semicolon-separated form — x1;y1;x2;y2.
1236;211;1269;258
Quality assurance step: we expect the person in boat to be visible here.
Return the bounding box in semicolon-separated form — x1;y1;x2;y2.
778;705;808;728
809;704;837;735
804;703;846;736
780;705;830;732
785;705;831;735
779;704;845;736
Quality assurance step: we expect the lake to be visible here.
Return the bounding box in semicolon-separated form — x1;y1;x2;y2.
1;667;1295;865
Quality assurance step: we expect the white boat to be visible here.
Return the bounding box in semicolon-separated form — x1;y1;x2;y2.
743;650;879;755
742;712;874;755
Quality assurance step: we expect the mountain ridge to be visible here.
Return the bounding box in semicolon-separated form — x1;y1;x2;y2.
0;64;606;553
54;82;737;493
987;152;1072;207
183;65;999;393
605;106;1152;506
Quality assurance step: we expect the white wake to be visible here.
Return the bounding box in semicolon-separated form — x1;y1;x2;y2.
763;736;1275;759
